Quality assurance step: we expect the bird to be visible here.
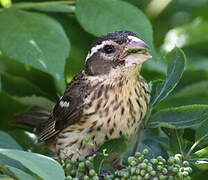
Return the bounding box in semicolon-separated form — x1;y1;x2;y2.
19;31;152;161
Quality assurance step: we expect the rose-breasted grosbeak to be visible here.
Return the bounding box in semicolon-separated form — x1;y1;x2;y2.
29;31;151;160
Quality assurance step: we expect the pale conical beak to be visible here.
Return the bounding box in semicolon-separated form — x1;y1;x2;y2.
120;36;152;66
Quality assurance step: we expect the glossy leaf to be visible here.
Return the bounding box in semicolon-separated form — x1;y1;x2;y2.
0;149;65;180
150;48;186;106
2;166;37;180
149;105;208;129
0;131;22;150
76;0;158;58
0;9;70;90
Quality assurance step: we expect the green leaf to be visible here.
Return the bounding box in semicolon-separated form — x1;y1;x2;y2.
150;48;186;106
0;149;65;180
93;137;128;174
76;0;158;58
13;2;75;13
1;73;50;99
0;92;27;131
32;4;75;13
195;147;208;161
156;81;208;109
195;119;208;143
0;131;22;150
0;174;14;180
149;105;208;129
13;96;54;110
0;55;59;101
0;75;1;91
2;166;37;180
0;9;70;90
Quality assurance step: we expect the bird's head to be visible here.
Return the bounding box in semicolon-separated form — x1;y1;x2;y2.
85;31;152;82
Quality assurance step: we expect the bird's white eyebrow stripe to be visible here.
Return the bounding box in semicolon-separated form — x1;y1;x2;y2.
86;40;114;61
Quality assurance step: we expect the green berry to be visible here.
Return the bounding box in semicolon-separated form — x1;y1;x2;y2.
174;157;181;164
143;159;148;163
175;154;182;159
159;174;166;180
147;166;153;172
128;156;136;163
157;165;163;171
83;175;90;180
144;173;150;179
183;161;189;167
162;168;168;174
140;169;146;176
184;167;192;173
66;176;73;180
89;169;96;176
135;168;140;175
130;167;136;175
135;152;142;158
150;170;156;176
130;160;137;166
150;158;158;164
136;175;142;180
92;176;99;180
78;162;85;168
168;157;175;165
140;163;147;169
143;149;149;155
172;167;179;173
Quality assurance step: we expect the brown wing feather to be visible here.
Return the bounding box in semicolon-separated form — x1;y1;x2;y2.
38;71;90;141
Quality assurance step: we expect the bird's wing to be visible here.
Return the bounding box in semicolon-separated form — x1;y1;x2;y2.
38;73;89;141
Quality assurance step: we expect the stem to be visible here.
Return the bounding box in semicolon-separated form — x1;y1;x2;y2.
186;135;208;158
176;129;183;155
131;106;153;155
13;0;76;9
131;124;145;155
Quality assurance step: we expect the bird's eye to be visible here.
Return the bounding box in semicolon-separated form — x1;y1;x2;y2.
103;45;115;54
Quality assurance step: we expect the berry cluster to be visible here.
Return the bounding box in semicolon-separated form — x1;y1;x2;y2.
64;155;99;180
63;149;192;180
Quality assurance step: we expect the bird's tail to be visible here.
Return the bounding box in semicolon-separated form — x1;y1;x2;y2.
14;106;50;133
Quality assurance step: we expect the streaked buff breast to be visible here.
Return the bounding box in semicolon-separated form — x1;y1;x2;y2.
56;75;150;160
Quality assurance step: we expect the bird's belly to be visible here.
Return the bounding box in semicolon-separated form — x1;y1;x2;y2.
56;81;149;160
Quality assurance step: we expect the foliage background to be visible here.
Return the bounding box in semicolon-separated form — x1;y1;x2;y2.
0;0;208;179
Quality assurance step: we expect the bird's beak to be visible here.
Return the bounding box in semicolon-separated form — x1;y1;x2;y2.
119;36;152;66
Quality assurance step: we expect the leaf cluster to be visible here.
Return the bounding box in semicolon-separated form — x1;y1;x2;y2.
0;0;208;179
